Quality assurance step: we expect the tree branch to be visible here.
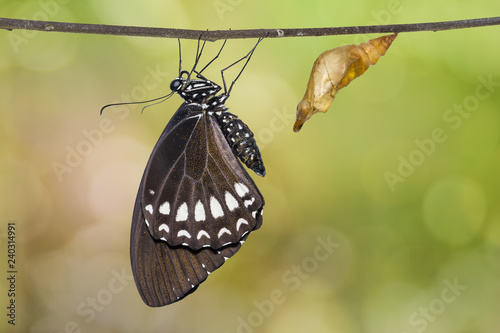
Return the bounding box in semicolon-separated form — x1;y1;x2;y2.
1;17;499;41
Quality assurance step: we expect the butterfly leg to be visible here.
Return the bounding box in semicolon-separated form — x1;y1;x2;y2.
221;36;265;95
197;39;228;76
188;32;208;80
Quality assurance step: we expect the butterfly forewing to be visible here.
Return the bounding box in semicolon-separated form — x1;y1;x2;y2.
138;103;264;251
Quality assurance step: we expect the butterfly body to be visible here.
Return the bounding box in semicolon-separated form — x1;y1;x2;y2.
215;111;266;177
130;53;265;306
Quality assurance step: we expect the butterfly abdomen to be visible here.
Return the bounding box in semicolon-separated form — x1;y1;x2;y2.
215;111;266;177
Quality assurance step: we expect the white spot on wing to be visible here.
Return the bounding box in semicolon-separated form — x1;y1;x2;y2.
194;200;206;222
218;227;231;238
225;192;239;211
176;202;188;221
159;223;169;233
159;201;170;215
148;189;155;195
244;197;255;207
234;183;249;197
236;218;248;231
197;230;210;240
177;230;191;238
144;219;150;227
240;183;250;193
210;197;224;218
145;204;153;214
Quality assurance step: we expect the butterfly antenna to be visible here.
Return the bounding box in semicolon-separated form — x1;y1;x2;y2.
140;92;175;113
222;36;265;95
100;91;175;115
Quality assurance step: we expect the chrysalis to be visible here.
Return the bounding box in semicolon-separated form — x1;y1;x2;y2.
294;33;397;132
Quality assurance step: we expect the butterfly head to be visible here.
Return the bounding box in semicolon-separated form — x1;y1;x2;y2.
169;77;183;93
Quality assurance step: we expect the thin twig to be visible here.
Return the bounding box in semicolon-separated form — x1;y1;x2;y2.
0;17;499;41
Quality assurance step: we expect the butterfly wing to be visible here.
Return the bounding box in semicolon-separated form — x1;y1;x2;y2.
131;102;264;306
131;180;254;306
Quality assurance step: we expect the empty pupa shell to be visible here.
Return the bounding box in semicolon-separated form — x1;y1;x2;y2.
294;33;397;132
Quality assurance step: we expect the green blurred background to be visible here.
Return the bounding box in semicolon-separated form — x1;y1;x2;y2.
1;1;500;332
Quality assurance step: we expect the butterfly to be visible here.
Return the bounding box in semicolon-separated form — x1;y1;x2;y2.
127;38;265;307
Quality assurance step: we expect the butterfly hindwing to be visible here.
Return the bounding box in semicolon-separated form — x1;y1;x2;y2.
131;180;255;306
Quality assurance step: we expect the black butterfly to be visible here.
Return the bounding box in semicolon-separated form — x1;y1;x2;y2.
128;39;265;307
